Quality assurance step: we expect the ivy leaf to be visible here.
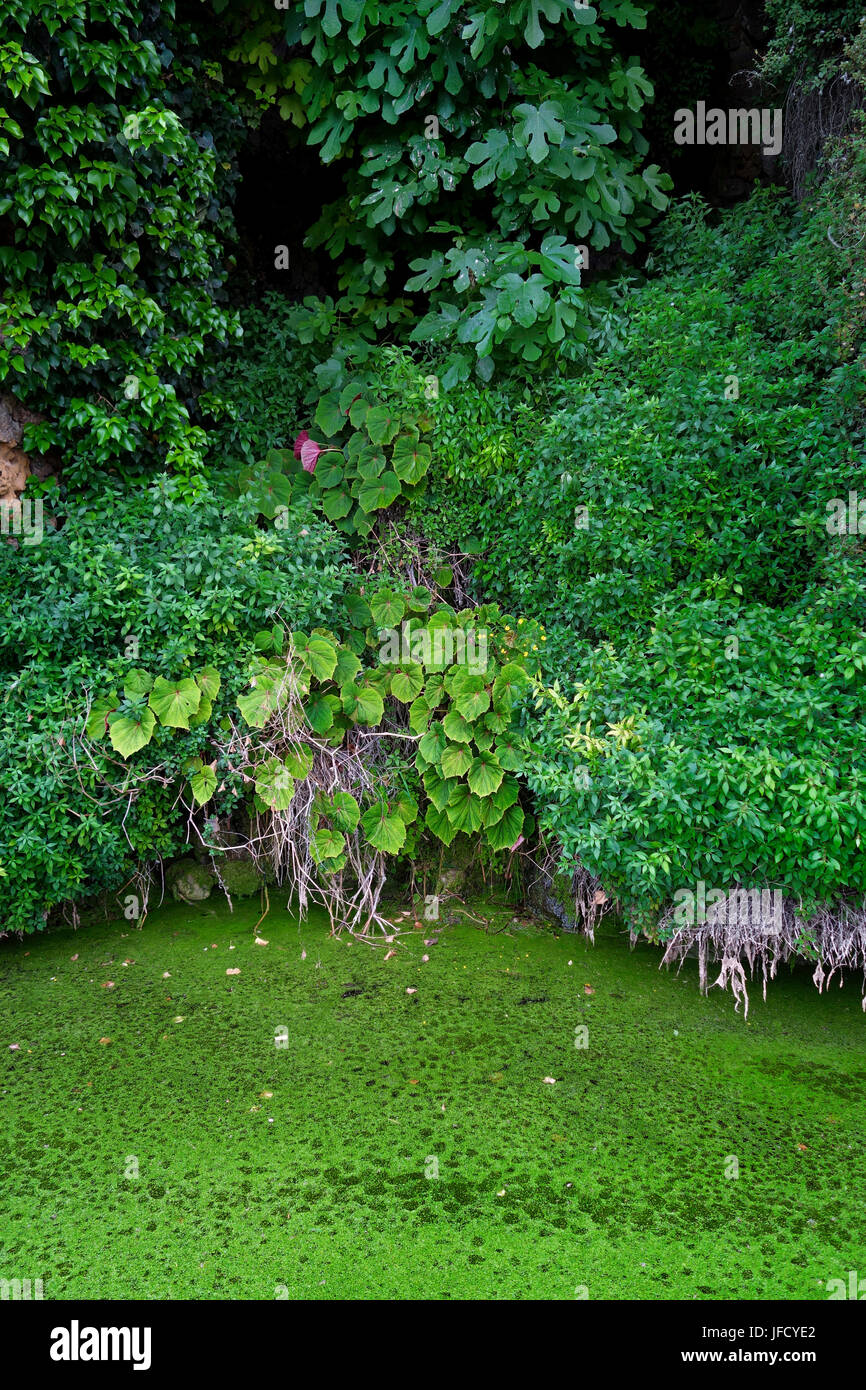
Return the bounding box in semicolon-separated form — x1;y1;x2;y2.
392;435;431;484
425;801;458;845
358;469;401;513
417;720;447;763
485;801;524;852
122;668;153;701
195;666;221;701
446;781;484;833
255;757;296;811
370;590;406;626
86;692;119;739
108;706;156;757
390;663;425;702
341;681;384;725
467;751;503;797
190;762;217;806
304;691;339;735
440;741;473;778
148;676;201;730
314;393;345;437
360;803;406;853
365;404;400;445
317;790;360;832
283;745;314;779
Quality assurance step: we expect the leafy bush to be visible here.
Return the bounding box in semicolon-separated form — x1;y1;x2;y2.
408;179;866;930
201;0;671;379
0;478;350;931
80;576;539;930
0;0;242;491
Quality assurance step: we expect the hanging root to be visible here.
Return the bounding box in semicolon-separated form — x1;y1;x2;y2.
528;845;615;942
659;891;866;1019
207;667;417;939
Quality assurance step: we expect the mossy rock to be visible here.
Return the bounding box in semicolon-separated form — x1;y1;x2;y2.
167;857;214;904
218;859;263;898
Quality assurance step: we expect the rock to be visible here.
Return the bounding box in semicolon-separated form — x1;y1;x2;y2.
0;394;54;502
218;859;263;898
167;858;214;903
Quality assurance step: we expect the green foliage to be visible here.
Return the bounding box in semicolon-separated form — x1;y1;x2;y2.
760;2;865;89
82;580;539;876
519;578;866;929
202;0;671;379
0;477;350;931
412;179;866;926
0;1;242;491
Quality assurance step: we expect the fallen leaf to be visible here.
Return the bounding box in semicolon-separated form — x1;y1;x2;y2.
99;1037;111;1045
101;981;115;989
496;1189;506;1197
173;1016;185;1023
408;1079;419;1085
423;938;438;946
71;954;79;961
797;1143;809;1152
226;968;241;976
593;890;608;905
301;948;307;960
254;937;268;946
406;987;417;995
162;972;171;979
543;1076;556;1084
383;949;396;961
9;1043;20;1051
259;1091;273;1099
422;954;430;962
584;984;594;995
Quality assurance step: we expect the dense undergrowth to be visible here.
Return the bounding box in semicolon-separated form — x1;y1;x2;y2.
2;4;866;1015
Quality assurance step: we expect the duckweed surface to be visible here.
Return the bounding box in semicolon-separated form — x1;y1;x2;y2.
1;895;865;1300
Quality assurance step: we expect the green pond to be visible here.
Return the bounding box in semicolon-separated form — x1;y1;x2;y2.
1;893;864;1300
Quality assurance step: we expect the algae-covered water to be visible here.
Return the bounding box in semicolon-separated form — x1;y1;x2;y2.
1;894;864;1300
